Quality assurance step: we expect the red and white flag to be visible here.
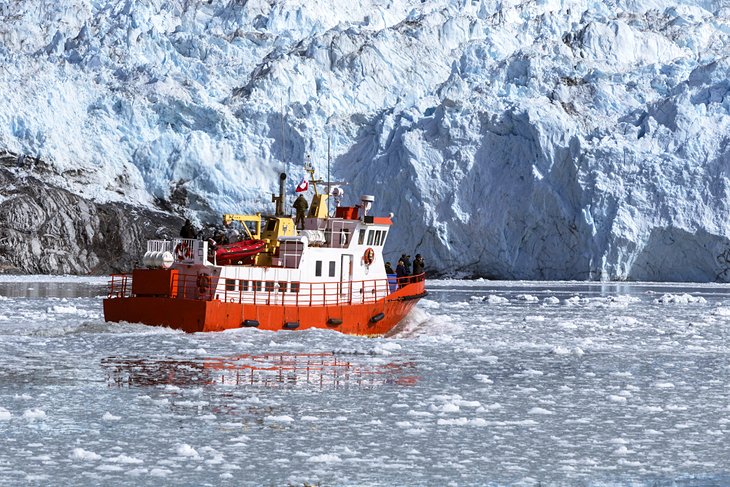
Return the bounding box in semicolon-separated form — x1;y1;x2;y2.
295;178;309;192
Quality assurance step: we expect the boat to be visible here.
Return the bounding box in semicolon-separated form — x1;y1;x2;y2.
215;239;266;265
103;168;427;335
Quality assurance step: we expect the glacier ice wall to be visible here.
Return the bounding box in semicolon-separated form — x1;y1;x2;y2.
0;0;729;280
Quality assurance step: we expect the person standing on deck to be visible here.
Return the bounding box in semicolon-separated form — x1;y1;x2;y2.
412;254;425;275
293;194;309;230
180;219;197;239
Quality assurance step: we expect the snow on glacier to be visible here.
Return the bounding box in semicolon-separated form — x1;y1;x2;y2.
0;0;729;280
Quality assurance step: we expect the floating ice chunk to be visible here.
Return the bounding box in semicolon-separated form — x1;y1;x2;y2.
108;454;144;464
608;395;627;403
374;341;402;355
301;416;318;421
150;468;172;477
712;307;730;316
474;374;493;384
527;407;554;415
437;417;469;426
614;446;631;456
71;448;101;461
308;454;341;463
439;403;460;413
407;410;434;418
543;296;560;305
455;400;481;408
637;405;663;413
476;355;499;364
551;346;571;355
264;415;295;423
515;294;539;302
125;467;148;476
515;369;543;377
176;444;200;458
23;408;46;420
653;382;675;389
653;293;706;304
0;407;11;420
483;295;509;304
102;412;121;421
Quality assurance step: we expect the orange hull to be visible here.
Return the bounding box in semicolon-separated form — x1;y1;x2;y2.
104;280;426;335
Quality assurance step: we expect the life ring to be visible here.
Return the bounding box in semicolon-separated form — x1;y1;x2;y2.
196;274;209;294
175;241;192;261
363;247;375;266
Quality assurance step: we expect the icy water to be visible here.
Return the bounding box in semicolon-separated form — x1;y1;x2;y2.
1;277;730;486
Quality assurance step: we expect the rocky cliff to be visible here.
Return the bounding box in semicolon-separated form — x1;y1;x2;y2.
0;152;182;274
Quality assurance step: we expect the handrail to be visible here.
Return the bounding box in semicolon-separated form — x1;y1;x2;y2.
108;272;426;306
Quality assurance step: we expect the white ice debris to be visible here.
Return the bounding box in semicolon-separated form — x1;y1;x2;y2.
527;407;555;415
1;0;728;279
22;408;46;420
653;293;707;304
0;407;11;420
264;415;295;424
484;295;509;305
307;454;342;463
175;444;200;458
71;448;102;461
102;412;121;421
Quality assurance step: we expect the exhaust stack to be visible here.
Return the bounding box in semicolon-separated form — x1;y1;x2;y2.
273;172;287;216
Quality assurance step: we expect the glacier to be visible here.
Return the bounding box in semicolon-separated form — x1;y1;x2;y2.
0;0;729;279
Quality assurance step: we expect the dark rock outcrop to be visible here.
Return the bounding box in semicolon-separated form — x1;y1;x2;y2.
0;165;182;275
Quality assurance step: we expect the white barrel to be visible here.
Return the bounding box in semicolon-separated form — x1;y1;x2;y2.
160;251;174;269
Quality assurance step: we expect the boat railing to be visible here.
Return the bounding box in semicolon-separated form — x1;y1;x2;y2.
107;272;426;306
107;274;132;298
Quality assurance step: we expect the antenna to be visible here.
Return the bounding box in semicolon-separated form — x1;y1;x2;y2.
327;135;331;216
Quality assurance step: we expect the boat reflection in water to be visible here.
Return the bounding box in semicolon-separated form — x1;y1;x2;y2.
102;352;418;389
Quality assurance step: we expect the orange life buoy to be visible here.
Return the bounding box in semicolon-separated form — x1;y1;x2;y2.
175;241;192;261
363;247;375;266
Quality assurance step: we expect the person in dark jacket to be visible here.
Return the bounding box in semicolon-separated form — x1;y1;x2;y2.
293;194;309;229
384;261;394;275
180;219;197;239
412;254;425;275
395;260;407;288
400;254;411;274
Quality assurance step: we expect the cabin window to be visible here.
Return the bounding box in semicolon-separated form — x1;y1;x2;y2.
265;281;275;292
380;231;387;245
358;229;366;245
254;281;262;292
239;280;248;291
278;281;287;293
266;220;277;232
379;230;386;245
225;279;235;291
315;260;322;277
329;261;336;277
367;230;375;245
291;282;300;294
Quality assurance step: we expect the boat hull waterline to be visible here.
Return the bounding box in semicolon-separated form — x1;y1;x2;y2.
104;280;426;334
